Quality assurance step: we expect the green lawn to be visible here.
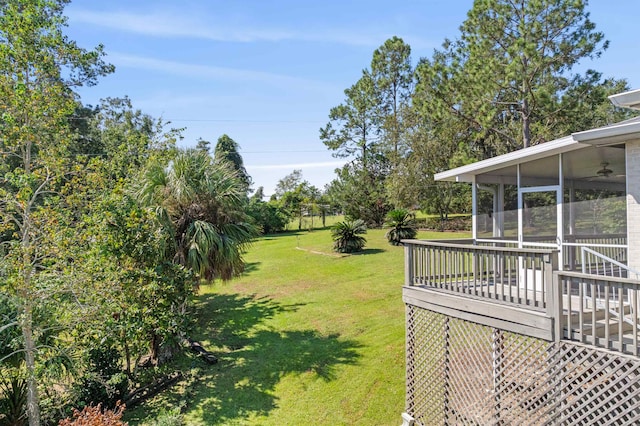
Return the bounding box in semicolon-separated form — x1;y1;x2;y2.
126;227;465;425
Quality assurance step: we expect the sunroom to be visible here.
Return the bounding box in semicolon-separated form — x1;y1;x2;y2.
403;89;640;350
401;89;640;426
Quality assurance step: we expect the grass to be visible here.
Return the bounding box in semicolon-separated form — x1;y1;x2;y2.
125;227;466;425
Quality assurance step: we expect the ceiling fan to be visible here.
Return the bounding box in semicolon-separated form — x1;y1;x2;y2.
585;162;624;181
596;162;613;178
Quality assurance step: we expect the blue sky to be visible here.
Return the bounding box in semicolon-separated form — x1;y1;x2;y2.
65;0;640;197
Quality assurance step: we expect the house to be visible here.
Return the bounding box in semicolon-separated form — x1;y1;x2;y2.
401;89;640;425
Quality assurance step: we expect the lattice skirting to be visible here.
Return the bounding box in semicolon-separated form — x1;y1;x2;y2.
406;305;640;425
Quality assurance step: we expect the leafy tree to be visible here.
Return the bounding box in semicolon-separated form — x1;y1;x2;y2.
213;134;252;192
247;198;289;234
0;0;113;423
387;88;473;220
554;71;634;134
81;97;180;180
331;219;367;253
196;137;211;153
278;181;321;230
274;169;303;199
251;186;265;201
320;71;380;167
419;0;609;152
384;209;417;245
137;149;257;282
329;158;392;227
81;192;192;369
370;36;413;164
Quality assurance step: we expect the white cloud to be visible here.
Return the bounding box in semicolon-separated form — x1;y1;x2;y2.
68;8;434;49
68;9;292;42
108;52;333;91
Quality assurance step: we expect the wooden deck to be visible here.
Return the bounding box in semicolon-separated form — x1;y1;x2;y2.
403;239;640;357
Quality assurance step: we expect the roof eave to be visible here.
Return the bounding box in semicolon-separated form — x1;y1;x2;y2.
572;120;640;145
609;89;640;110
434;136;580;182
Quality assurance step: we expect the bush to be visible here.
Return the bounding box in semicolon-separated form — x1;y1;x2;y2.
75;347;128;409
0;375;27;426
414;216;471;231
147;408;185;426
247;200;289;234
331;219;367;253
384;209;417;245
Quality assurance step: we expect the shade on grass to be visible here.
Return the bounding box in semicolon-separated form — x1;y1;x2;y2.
125;228;466;425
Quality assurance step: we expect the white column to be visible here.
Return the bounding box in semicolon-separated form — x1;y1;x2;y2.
497;184;505;238
557;154;564;271
472;176;477;243
626;140;640;270
517;164;523;249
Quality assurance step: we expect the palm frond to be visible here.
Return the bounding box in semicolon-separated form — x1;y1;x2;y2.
385;209;417;245
331;219;367;253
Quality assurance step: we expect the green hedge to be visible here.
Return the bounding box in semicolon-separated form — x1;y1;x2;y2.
414;215;471;231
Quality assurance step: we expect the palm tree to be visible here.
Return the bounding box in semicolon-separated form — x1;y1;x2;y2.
137;149;257;281
385;209;417;245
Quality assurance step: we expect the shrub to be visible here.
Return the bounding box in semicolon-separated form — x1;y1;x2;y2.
247;200;289;234
413;216;471;231
148;408;185;426
0;375;27;426
331;219;367;253
384;209;417;245
75;347;128;409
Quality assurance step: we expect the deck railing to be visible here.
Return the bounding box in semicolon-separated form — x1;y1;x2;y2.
403;239;556;311
556;271;640;356
476;234;627;271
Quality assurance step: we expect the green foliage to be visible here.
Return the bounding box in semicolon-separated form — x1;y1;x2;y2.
272;171;323;230
331;219;367;253
85;193;193;368
75;347;128;409
384;209;417;245
320;72;380;164
328;158;392;227
417;0;610;152
195;138;211;153
0;0;114;422
71;97;181;181
247;198;289;234
0;375;27;426
137;149;258;281
370;36;413;168
147;408;185;426
213;134;252;192
273;169;303;198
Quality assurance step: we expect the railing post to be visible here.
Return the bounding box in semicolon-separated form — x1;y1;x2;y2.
552;272;563;342
544;252;563;341
405;243;414;287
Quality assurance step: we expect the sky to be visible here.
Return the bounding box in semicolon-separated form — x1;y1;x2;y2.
64;0;640;197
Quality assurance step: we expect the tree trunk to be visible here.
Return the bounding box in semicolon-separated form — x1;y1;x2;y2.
150;333;160;365
21;210;41;426
522;93;531;148
22;300;41;426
